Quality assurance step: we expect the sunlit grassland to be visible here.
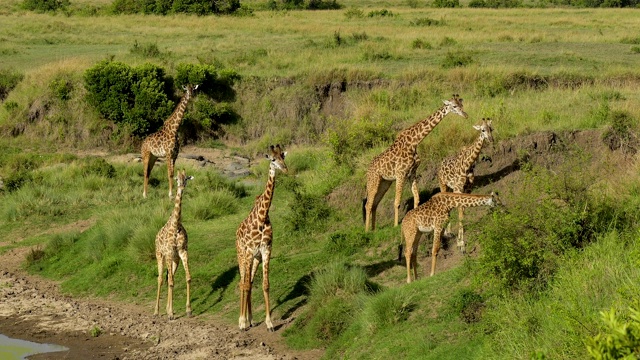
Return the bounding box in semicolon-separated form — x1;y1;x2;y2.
1;8;639;77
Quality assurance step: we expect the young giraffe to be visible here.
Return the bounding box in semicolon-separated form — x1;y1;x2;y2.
154;169;194;319
363;94;468;232
437;118;494;253
236;145;288;332
400;191;500;283
141;84;199;199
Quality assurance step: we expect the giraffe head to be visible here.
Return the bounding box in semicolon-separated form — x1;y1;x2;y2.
265;144;288;174
473;118;494;143
488;191;501;207
181;84;200;100
175;169;194;194
443;94;468;119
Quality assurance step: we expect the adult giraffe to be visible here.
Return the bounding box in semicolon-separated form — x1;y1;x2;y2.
363;94;468;232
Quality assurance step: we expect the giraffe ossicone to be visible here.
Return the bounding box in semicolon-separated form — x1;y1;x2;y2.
154;169;194;320
363;94;469;232
141;84;199;199
400;191;500;283
236;144;288;332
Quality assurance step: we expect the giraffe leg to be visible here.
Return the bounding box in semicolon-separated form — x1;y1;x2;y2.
248;256;261;328
178;248;192;317
167;258;176;320
167;157;176;198
411;178;420;210
402;223;419;284
143;153;157;199
430;227;443;277
411;240;419;282
457;207;465;254
393;175;407;227
262;246;274;332
365;175;392;232
238;259;252;330
154;253;163;316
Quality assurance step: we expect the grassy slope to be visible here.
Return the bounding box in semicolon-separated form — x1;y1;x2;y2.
2;2;640;359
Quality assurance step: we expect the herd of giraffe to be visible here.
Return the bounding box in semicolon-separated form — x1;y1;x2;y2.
143;87;499;331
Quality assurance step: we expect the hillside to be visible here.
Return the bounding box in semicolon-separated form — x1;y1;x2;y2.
2;3;640;359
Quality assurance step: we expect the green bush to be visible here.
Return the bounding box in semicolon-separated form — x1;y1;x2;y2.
409;17;443;26
325;118;394;167
0;69;24;101
441;50;475;68
79;157;116;178
49;76;74;102
344;7;364;18
367;9;393;17
285;189;333;234
325;230;371;256
22;0;69;12
111;0;240;14
84;60;174;136
411;38;433;49
361;288;416;333
447;288;484;323
432;0;459;7
586;305;640;359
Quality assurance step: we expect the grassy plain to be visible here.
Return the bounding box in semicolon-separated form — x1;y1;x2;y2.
2;1;640;359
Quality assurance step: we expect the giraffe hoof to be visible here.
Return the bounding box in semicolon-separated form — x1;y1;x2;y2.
267;326;275;332
186;310;192;317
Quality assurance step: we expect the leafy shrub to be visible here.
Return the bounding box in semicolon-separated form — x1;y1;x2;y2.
441;50;475;68
22;0;69;12
111;0;240;14
439;36;457;46
602;111;638;153
409;17;443;26
4;101;18;111
631;46;640;54
621;37;640;44
0;69;24;101
447;289;484;323
325;118;394;167
411;38;432;49
362;288;416;333
586;305;640;359
130;40;162;58
344;7;364;18
432;0;459;7
49;76;73;102
476;164;598;293
367;9;393;17
84;60;174;136
269;0;341;10
285;189;333;234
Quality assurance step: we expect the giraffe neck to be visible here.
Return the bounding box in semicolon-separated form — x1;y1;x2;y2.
162;92;191;136
460;134;486;170
255;167;277;223
397;105;448;150
169;187;184;226
439;193;493;211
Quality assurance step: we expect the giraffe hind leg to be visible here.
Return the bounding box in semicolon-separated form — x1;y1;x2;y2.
143;154;158;199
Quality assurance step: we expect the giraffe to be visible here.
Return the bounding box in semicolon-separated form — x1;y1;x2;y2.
437;118;494;253
154;169;194;319
400;191;500;283
141;84;199;199
363;94;468;232
236;145;288;332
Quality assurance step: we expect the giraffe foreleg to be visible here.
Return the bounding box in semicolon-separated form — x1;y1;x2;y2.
167;157;176;198
393;175;408;227
261;246;274;332
457;207;465;254
178;248;192;317
238;258;252;331
154;253;164;316
430;227;443;277
167;258;177;320
143;153;157;199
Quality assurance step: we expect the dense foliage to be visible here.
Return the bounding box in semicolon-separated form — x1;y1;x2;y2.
21;0;69;12
111;0;240;15
0;69;24;102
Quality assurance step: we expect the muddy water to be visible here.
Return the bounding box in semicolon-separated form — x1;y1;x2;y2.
0;334;67;359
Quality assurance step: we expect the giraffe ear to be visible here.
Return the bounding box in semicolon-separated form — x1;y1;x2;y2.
282;151;287;158
194;84;199;90
187;176;194;181
473;125;482;131
182;85;187;91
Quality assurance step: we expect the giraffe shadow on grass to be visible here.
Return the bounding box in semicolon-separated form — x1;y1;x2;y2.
274;273;313;323
194;265;238;315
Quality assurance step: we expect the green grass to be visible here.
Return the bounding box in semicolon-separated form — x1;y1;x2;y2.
2;1;640;359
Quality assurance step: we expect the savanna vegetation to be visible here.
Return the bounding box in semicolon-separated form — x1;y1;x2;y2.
2;0;640;358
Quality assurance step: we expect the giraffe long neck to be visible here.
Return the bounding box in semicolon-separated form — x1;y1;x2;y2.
439;193;493;212
169;187;184;226
162;92;191;136
398;105;448;150
460;135;486;170
256;167;277;223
